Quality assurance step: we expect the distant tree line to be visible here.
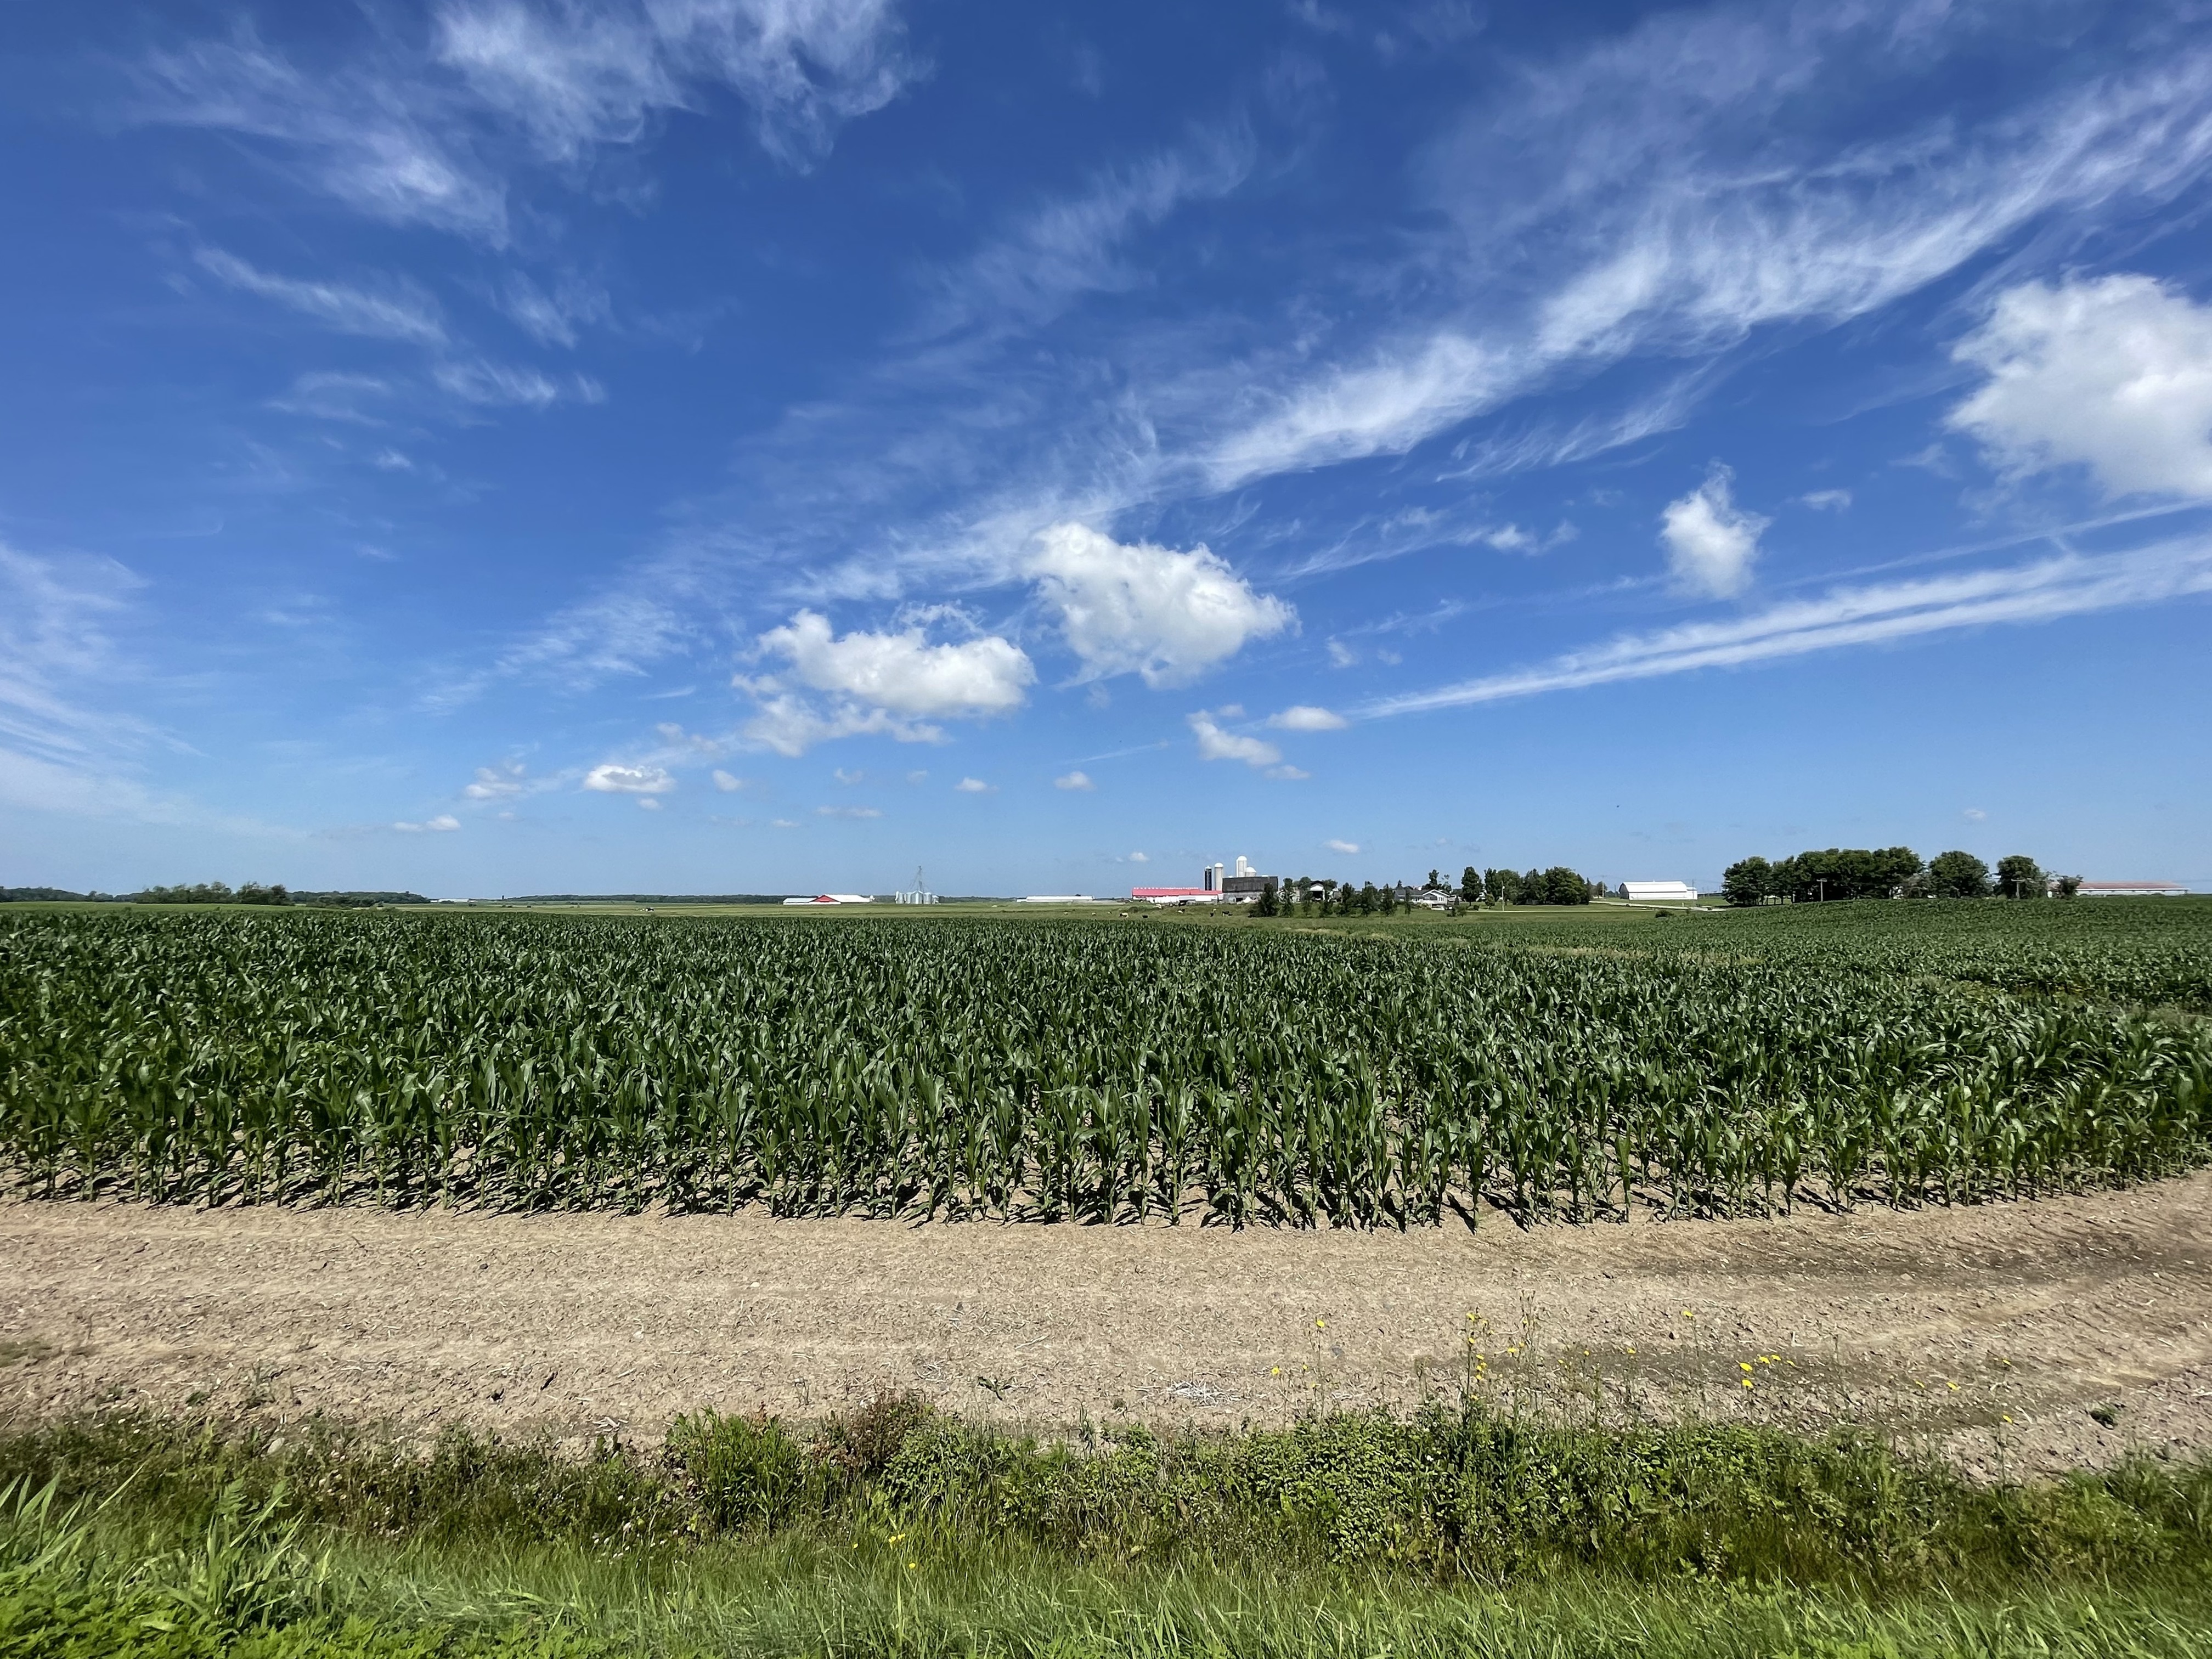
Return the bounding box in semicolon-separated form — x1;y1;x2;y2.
1720;848;2078;906
132;881;292;906
3;883;432;907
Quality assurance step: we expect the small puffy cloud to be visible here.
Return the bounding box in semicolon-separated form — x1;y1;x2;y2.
1947;274;2212;498
906;769;929;783
1324;838;1361;854
1029;523;1294;687
954;776;995;793
637;795;662;810
1127;850;1148;863
1660;465;1768;597
1269;704;1348;731
1477;522;1575;555
1963;806;1988;820
1188;710;1282;768
771;817;799;828
833;766;865;783
1799;489;1853;511
1265;765;1311;781
395;814;461;832
1053;770;1096;791
712;769;744;792
740;610;1034;755
1325;639;1357;669
464;762;528;799
816;803;883;819
583;762;675;794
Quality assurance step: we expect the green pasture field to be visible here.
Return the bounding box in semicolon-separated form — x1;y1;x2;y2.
2;898;2207;1222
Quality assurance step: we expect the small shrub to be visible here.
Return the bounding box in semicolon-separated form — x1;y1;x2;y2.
665;1410;803;1532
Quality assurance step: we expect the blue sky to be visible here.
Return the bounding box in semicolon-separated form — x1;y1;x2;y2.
3;0;2210;898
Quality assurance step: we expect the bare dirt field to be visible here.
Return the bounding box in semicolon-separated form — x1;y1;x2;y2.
4;1175;2209;1477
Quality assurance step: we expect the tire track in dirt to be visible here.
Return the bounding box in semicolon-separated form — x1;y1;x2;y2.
1;1172;2206;1477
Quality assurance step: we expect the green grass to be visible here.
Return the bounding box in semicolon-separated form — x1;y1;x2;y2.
4;1402;2212;1657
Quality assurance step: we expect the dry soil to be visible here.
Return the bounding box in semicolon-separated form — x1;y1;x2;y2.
4;1176;2209;1477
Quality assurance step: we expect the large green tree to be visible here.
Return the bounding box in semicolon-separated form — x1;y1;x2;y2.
1928;850;1993;899
1459;865;1481;903
1722;856;1773;906
1994;854;2046;899
1534;866;1593;905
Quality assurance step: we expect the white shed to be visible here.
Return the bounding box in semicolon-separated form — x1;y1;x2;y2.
1620;881;1698;904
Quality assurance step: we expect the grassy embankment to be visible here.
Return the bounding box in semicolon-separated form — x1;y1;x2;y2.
4;1399;2210;1657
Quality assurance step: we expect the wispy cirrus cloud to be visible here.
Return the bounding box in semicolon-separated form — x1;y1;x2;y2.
1203;7;2212;489
195;248;447;344
0;542;149;768
134;0;918;244
920;126;1252;339
1356;537;2212;720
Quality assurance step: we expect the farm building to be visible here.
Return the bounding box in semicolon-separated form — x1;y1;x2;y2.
1136;856;1276;904
781;893;873;906
1619;881;1698;904
2075;881;2190;896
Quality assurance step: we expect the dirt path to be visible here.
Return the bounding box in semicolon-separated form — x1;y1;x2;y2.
4;1176;2209;1477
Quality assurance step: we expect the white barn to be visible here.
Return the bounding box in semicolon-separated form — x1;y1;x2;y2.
1620;881;1698;904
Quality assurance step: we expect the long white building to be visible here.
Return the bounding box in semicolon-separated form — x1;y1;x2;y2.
1620;880;1698;904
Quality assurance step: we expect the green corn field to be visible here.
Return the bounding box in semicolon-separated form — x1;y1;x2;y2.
1;905;2207;1224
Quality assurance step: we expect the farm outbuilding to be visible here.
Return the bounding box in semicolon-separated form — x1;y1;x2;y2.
1619;881;1698;904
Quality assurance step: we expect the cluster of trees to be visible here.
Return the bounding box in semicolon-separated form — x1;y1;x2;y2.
1456;866;1596;906
1254;879;1413;917
1722;848;2077;906
1248;865;1598;917
132;882;293;906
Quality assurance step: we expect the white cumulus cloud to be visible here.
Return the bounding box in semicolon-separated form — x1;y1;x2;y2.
758;610;1032;714
1053;770;1095;791
712;769;744;791
1029;523;1294;687
1660;465;1768;597
1188;710;1281;768
1325;838;1360;855
1268;704;1347;731
738;609;1035;755
1947;274;2212;499
953;776;995;793
394;814;461;832
583;761;674;793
